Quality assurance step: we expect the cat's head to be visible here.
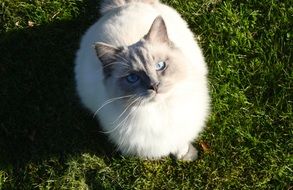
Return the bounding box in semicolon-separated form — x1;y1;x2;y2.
94;16;190;104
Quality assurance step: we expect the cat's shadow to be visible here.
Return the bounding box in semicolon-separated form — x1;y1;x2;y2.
0;0;119;168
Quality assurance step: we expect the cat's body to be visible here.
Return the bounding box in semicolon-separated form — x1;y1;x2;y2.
75;0;209;160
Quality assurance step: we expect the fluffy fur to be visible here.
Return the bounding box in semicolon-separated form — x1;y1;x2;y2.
74;0;209;160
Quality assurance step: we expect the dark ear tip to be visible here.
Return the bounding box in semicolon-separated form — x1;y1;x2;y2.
93;42;103;56
94;42;122;60
93;43;98;50
154;15;164;21
153;16;166;26
144;15;169;44
94;42;106;50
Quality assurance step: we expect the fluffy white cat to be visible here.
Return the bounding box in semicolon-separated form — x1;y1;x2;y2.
75;0;209;160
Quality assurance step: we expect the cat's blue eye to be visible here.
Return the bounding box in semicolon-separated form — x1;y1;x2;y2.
126;73;140;83
155;61;166;71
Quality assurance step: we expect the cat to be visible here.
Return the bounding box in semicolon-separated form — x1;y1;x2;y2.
74;0;210;161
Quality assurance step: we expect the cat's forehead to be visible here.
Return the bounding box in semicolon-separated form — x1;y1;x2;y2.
120;42;167;67
129;46;150;65
114;44;149;70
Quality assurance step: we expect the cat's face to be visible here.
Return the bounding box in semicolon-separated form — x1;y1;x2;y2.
95;16;190;103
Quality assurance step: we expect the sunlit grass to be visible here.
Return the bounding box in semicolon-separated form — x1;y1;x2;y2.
0;0;292;189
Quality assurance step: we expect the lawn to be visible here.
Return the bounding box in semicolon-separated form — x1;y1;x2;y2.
0;0;292;189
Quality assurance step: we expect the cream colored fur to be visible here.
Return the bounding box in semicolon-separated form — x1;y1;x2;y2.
74;0;209;160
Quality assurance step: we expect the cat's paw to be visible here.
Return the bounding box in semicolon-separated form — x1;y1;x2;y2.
176;144;198;161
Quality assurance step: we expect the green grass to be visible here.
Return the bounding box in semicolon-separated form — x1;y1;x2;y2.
0;0;292;189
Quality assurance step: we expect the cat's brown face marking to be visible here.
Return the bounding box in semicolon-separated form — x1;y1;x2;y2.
95;16;190;101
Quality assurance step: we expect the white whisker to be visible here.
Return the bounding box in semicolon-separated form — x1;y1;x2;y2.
114;97;144;151
101;97;143;134
115;97;143;129
111;97;137;124
93;95;134;118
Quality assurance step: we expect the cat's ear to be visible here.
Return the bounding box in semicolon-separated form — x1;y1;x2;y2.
94;42;120;63
144;16;170;44
94;42;121;76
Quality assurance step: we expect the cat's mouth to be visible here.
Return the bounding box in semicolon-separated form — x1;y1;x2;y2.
130;89;165;105
141;90;160;102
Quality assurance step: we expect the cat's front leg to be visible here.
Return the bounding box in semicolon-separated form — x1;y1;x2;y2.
174;143;198;161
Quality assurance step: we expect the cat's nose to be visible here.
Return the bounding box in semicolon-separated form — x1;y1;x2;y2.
149;82;160;92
